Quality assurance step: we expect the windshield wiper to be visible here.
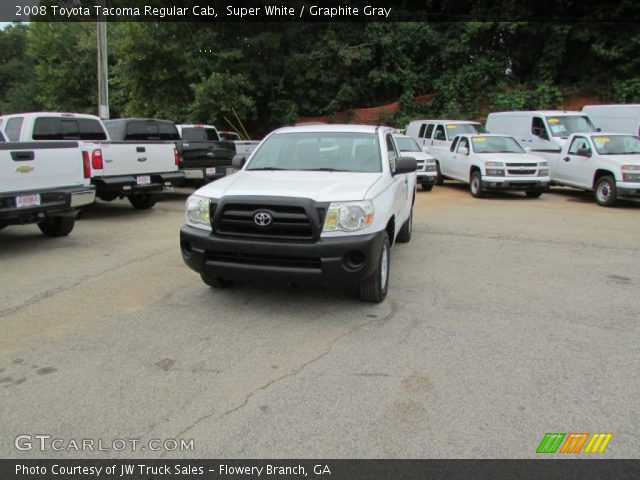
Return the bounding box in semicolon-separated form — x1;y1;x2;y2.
248;167;288;171
305;168;348;172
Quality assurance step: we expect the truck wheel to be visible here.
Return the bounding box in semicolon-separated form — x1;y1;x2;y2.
358;233;390;303
594;175;617;207
200;273;234;289
128;193;159;210
470;171;484;198
435;162;444;185
422;183;433;192
525;191;543;198
396;209;412;243
38;216;75;237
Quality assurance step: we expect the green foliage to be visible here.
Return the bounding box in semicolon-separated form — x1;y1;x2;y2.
613;79;640;103
491;83;563;111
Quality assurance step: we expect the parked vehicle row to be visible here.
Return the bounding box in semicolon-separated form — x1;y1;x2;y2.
0;112;262;237
404;105;640;206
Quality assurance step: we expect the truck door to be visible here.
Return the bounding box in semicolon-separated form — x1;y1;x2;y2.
558;136;592;187
385;133;407;219
452;136;470;180
421;123;434;149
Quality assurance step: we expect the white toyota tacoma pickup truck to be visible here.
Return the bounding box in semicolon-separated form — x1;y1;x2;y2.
1;113;184;209
550;133;640;207
180;124;417;302
429;134;551;198
0;129;95;236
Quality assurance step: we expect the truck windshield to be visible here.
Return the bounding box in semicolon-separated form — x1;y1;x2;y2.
446;123;484;136
247;132;382;173
181;127;220;141
546;116;595;138
471;136;525;154
394;137;422;152
591;135;640;155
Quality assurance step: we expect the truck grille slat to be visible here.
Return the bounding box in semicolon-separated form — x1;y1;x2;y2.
207;251;321;270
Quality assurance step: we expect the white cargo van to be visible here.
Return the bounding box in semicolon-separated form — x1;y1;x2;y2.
485;111;597;163
582;104;640;136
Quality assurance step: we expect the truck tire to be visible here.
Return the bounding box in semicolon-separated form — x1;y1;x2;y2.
525;191;543;198
128;193;159;210
470;171;484;198
422;183;433;191
435;162;444;185
358;233;390;303
38;216;75;237
396;209;412;243
200;273;234;289
594;175;617;207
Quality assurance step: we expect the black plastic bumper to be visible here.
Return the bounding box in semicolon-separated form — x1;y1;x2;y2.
617;186;640;198
0;186;95;225
92;171;185;194
419;175;437;184
180;225;385;286
481;180;550;191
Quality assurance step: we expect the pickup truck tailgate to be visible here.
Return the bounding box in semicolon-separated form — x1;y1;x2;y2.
179;140;236;168
100;142;177;176
0;142;87;193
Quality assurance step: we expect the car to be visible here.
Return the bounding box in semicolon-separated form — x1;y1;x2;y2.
180;124;417;302
550;132;640;207
428;134;550;198
392;134;438;191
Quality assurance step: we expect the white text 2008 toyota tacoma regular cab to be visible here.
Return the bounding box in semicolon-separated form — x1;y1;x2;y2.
180;125;417;302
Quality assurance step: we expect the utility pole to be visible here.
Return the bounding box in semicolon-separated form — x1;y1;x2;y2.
96;0;109;119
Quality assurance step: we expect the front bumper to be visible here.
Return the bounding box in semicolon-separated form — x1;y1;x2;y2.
92;171;185;194
0;186;95;224
417;172;437;183
481;176;550;191
180;225;385;286
616;182;640;198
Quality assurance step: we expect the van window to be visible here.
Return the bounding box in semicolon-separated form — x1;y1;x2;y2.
5;117;23;141
33;118;108;140
425;124;434;139
433;125;446;141
418;124;426;138
546;116;595;138
531;117;549;140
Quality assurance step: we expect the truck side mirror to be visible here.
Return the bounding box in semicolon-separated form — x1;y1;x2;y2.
458;147;469;155
394;157;417;175
232;155;246;168
576;148;591;157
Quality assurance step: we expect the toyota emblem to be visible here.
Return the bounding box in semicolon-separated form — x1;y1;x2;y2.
254;211;272;226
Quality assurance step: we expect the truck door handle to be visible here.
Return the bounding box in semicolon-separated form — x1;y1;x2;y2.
136;147;146;153
11;151;34;161
563;157;571;162
137;157;147;162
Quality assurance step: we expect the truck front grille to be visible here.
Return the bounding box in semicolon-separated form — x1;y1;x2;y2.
507;169;536;175
214;201;322;240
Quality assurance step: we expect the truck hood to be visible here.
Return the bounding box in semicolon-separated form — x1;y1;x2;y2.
474;153;543;164
196;170;382;202
597;154;640;164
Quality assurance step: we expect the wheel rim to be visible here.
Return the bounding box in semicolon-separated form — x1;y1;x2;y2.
380;245;389;290
597;181;612;202
471;176;479;194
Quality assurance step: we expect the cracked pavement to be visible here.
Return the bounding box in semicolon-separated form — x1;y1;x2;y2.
0;185;638;458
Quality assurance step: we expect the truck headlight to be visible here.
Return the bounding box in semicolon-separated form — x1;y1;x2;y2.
486;168;505;176
622;165;640;182
539;161;549;167
538;168;549;176
186;195;211;226
323;200;374;232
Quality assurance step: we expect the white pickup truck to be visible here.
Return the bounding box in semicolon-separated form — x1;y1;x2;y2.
180;124;417;303
393;134;437;191
429;134;550;198
1;113;184;209
0;129;95;236
550;133;640;207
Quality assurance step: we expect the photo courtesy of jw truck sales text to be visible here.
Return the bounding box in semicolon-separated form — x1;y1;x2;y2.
0;1;639;479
